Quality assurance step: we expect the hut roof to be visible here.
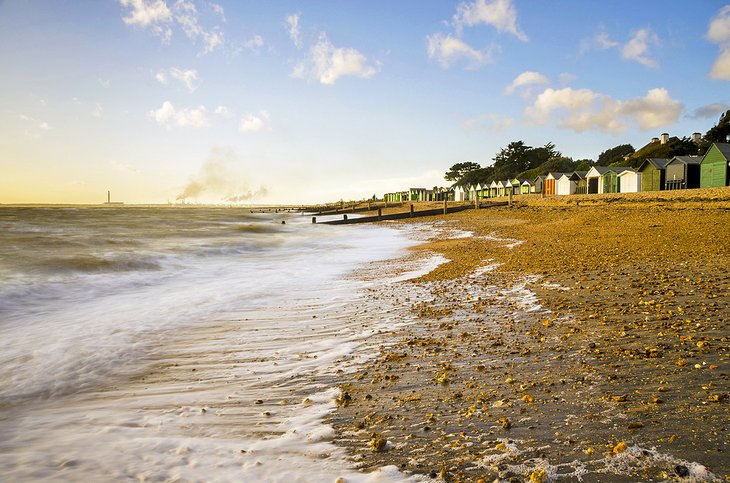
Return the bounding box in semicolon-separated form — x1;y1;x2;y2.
569;171;588;180
712;142;730;159
668;155;702;165
640;158;671;170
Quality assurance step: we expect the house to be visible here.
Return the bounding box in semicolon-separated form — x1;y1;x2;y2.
664;156;702;190
617;169;642;193
700;142;730;188
533;175;545;194
637;158;670;192
572;171;588;194
521;179;533;194
555;173;577;195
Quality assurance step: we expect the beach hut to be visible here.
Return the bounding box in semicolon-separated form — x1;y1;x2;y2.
489;180;498;198
468;184;478;200
585;166;607;193
544;173;560;195
617;169;641;192
510;178;521;195
533;176;545;194
664;156;702;190
572;171;588;194
638;158;670;192
454;185;466;201
495;180;505;197
521;179;533;194
700;142;730;188
555;173;576;195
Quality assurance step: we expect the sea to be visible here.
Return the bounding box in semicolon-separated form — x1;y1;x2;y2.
0;206;436;482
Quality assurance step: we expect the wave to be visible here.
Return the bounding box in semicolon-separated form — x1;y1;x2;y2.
40;254;162;274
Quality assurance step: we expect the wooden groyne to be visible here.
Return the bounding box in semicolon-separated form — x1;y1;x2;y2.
315;201;508;225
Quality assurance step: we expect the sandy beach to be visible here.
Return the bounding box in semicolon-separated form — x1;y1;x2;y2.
330;188;730;482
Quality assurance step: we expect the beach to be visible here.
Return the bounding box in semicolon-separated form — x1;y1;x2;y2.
330;188;730;482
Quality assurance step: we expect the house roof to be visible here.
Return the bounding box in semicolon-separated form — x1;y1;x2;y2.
668;155;702;165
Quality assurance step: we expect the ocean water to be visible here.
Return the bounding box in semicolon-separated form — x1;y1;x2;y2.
0;206;434;482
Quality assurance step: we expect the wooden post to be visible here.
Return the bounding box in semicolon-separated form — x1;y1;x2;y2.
443;199;448;215
474;196;479;209
343;214;348;222
312;216;316;223
509;190;513;207
410;204;414;217
377;208;382;221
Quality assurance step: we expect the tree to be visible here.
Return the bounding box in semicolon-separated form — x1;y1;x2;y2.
705;109;730;144
596;144;635;166
444;162;481;182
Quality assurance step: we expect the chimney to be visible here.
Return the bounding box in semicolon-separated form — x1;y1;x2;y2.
660;133;669;144
692;132;702;144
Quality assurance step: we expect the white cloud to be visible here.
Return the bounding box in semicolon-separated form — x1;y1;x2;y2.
595;31;619;49
155;67;199;91
621;28;659;68
119;0;224;53
93;103;103;118
708;6;730;81
239;111;271;133
591;27;660;68
453;0;527;41
559;72;576;86
19;114;50;131
427;33;496;69
286;12;302;49
148;101;208;128
526;87;682;133
504;71;549;95
120;0;171;27
462;113;514;133
98;78;111;88
109;160;141;174
215;105;232;117
244;34;264;52
292;33;378;85
210;2;225;21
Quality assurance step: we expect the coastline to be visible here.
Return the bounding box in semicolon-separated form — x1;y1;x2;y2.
329;188;730;482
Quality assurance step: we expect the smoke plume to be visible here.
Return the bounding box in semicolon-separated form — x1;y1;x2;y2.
176;148;268;203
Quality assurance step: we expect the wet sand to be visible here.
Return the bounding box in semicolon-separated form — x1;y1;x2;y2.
329;188;730;482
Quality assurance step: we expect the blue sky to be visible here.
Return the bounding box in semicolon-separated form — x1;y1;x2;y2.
1;0;729;204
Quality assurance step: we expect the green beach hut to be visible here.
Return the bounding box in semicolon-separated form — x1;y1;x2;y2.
700;143;730;188
638;158;670;192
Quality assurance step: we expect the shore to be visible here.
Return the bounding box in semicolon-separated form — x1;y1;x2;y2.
329;188;730;482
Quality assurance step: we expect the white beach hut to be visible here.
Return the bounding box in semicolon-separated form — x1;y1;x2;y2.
556;173;577;195
617;169;641;192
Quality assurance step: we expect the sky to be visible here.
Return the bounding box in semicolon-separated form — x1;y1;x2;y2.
1;0;729;205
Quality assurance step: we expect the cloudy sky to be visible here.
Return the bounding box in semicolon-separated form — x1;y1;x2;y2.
1;0;729;204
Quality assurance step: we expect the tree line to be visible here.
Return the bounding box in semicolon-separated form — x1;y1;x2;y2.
446;109;730;186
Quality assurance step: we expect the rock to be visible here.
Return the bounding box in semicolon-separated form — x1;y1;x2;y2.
675;465;690;477
612;441;628;454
